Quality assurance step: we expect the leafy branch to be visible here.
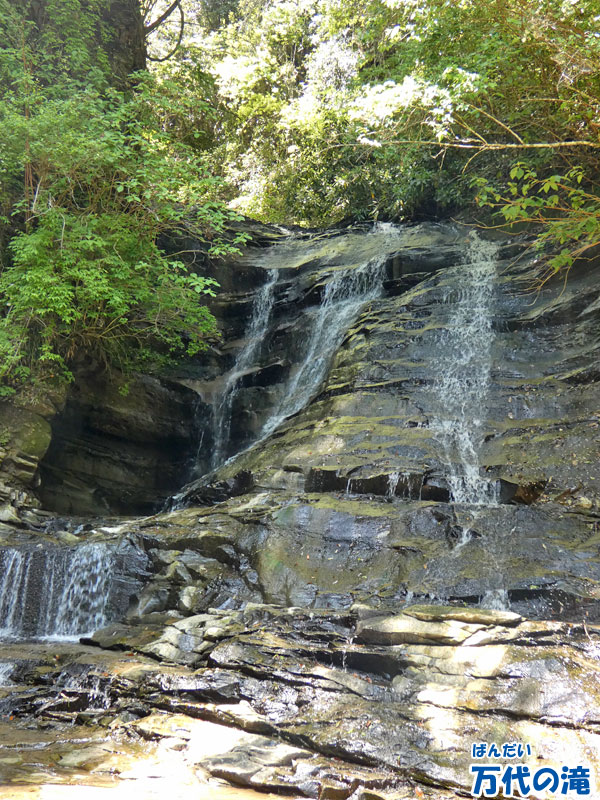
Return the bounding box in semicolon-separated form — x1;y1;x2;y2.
472;163;600;279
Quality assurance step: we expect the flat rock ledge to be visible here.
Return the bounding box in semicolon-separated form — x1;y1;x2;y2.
2;603;599;798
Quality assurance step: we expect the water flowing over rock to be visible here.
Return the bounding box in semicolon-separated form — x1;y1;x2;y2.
0;662;14;686
427;232;499;506
0;543;114;639
1;221;600;799
0;542;111;639
259;239;388;441
0;533;148;642
211;269;279;469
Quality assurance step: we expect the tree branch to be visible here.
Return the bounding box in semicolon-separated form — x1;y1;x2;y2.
144;0;182;36
326;139;600;152
465;104;525;144
147;1;184;61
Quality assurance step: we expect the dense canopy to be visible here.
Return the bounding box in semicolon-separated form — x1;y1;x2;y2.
1;0;599;391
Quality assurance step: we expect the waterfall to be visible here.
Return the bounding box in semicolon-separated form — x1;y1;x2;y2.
191;223;404;481
386;471;401;498
431;232;499;505
260;252;386;439
211;269;278;468
0;542;112;640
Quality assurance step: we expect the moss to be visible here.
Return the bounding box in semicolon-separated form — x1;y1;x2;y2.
0;403;52;459
0;426;10;448
302;494;421;517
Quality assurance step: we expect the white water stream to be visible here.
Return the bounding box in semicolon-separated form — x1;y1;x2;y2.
430;232;499;506
0;542;112;640
211;269;278;468
0;663;14;686
260;251;387;439
423;233;508;608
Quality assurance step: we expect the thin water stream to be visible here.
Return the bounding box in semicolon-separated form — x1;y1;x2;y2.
430;232;499;507
423;233;508;607
211;269;278;468
260;250;387;440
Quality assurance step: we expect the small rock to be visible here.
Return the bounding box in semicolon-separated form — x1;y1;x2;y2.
178;586;202;614
58;745;111;769
576;496;593;509
356;614;484;645
0;504;20;524
56;530;80;545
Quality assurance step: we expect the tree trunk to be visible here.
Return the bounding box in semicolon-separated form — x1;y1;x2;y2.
21;0;146;87
103;0;147;85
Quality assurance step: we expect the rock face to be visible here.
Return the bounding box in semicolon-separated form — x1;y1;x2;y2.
174;223;600;619
0;371;203;517
38;372;202;514
0;399;57;515
1;221;600;798
211;229;600;508
1;604;599;798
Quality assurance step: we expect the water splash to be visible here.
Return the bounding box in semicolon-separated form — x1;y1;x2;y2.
0;543;112;640
57;670;112;710
431;233;499;505
341;632;355;672
211;269;278;468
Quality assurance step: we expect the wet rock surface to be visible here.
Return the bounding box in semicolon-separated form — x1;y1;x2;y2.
121;494;600;622
1;222;600;797
1;605;599;797
209;244;600;509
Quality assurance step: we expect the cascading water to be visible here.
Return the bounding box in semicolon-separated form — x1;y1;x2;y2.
386;472;401;498
0;542;112;640
191;223;405;479
260;250;387;440
430;232;499;506
211;269;278;469
0;663;14;686
423;232;508;608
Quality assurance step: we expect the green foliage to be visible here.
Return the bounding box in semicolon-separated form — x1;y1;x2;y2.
182;0;600;260
473;163;600;276
0;0;246;393
3;0;598;373
1;208;218;384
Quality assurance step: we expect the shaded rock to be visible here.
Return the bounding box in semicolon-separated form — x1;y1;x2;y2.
0;401;54;508
38;372;202;515
0;504;21;524
83;620;168;651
